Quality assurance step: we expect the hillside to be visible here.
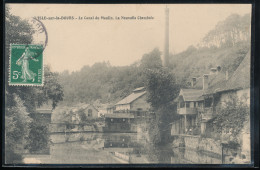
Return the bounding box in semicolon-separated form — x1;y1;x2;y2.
169;41;250;86
58;13;251;106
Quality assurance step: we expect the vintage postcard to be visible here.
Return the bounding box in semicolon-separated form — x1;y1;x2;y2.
4;3;253;166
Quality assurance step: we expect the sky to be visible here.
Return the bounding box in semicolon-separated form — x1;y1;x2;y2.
8;4;251;72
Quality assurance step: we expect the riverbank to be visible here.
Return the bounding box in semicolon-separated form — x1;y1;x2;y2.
171;134;250;164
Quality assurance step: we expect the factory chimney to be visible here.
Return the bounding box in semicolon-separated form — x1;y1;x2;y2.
163;6;170;67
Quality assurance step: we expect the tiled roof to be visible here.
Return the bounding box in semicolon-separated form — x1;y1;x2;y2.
179;89;204;101
116;91;146;105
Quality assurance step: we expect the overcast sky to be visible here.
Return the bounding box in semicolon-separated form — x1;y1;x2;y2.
8;4;251;72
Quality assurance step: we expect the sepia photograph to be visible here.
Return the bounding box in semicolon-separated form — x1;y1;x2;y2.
4;3;252;166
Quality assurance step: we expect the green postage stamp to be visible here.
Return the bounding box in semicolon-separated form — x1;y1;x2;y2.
9;44;43;86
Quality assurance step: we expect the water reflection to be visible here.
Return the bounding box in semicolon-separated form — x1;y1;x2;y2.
23;132;227;164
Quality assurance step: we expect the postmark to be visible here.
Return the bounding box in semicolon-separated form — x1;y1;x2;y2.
9;44;43;86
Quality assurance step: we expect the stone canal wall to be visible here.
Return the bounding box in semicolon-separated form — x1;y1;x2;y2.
172;135;222;155
198;137;222;155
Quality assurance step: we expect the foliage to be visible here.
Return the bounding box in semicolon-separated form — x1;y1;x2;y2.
145;67;179;144
5;7;64;163
78;108;87;122
39;65;64;109
26;121;49;153
59;12;250;105
140;48;162;69
144;67;179;109
5;95;32;163
202;13;250;48
212;94;250;143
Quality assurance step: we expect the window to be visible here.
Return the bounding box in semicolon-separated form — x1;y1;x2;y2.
186;102;190;108
180;102;185;108
123;118;125;122
88;109;92;117
111;118;113;122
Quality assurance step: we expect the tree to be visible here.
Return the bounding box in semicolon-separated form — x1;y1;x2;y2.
5;7;64;163
144;67;179;144
145;68;179;108
212;93;250;144
140;48;162;70
5;95;32;163
78;108;87;122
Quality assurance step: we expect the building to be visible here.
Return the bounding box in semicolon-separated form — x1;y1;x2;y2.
31;101;53;126
172;51;250;136
103;113;135;132
114;87;151;112
75;103;99;119
107;104;116;114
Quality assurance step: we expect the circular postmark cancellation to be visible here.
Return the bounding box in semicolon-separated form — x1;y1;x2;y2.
8;17;48;86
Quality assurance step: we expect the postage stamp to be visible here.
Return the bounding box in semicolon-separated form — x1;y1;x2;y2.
9;44;43;86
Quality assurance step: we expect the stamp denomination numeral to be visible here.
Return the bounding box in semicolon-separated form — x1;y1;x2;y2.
12;71;21;79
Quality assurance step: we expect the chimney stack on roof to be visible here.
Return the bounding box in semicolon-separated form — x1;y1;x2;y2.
203;74;209;90
217;66;221;72
191;77;196;87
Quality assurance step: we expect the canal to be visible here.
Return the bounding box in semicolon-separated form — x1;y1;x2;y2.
22;132;227;164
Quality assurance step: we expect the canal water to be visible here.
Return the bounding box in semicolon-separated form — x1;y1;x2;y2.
23;132;225;164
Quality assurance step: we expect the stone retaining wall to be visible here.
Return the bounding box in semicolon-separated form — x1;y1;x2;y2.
173;135;222;155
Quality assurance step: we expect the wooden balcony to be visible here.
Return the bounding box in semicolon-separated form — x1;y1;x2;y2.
177;107;197;115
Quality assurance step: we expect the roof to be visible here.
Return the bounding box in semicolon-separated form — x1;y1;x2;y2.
133;87;145;92
178;89;204;101
36;101;53;110
175;50;250;101
105;113;134;118
225;51;250;90
203;76;228;95
116;91;146;105
35;109;52;114
72;103;98;112
192;71;226;90
204;50;250;94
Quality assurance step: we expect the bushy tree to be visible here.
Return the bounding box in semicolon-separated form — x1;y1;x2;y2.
5;95;32;163
145;67;179;144
5;6;64;163
78;108;87;122
212;94;250;144
140;48;162;69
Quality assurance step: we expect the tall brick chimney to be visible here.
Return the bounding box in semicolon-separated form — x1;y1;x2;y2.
163;6;169;67
203;74;209;90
